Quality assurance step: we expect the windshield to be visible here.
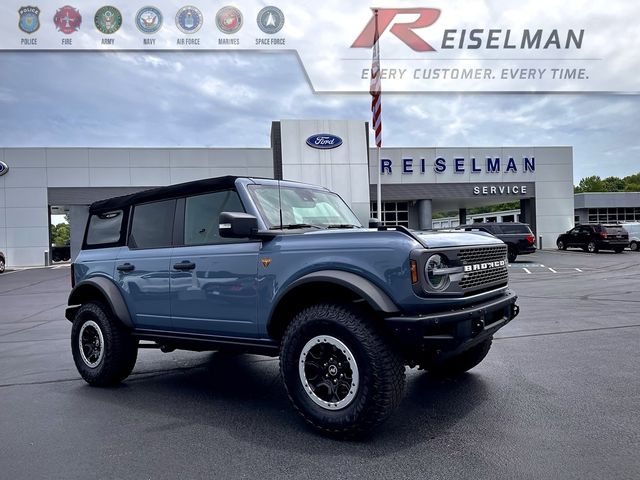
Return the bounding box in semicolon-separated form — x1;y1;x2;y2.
248;184;362;229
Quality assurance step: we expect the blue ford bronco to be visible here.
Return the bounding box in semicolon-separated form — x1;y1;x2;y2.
67;176;519;436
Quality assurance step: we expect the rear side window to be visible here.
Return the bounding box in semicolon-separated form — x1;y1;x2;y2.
500;224;532;234
86;210;124;247
184;190;245;245
129;199;176;249
602;225;624;235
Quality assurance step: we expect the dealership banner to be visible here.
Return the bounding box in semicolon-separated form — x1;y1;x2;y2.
2;0;639;92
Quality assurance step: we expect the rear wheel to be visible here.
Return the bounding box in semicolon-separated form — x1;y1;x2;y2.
587;241;598;253
0;256;5;273
614;247;624;253
630;241;638;252
557;240;567;251
280;303;405;437
71;302;138;386
507;247;518;263
423;338;493;377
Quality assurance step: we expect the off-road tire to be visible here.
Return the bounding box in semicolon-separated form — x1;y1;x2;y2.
630;241;638;252
507;247;518;263
587;241;598;253
71;301;138;386
557;240;566;251
424;338;493;377
280;303;405;437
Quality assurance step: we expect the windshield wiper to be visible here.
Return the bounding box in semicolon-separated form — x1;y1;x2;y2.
325;224;361;229
270;223;323;230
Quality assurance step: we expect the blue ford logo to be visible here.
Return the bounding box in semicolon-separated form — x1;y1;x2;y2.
0;161;8;177
306;134;343;150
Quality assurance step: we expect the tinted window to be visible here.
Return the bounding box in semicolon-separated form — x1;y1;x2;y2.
184;190;245;245
500;224;532;234
602;225;625;235
129;200;176;249
86;210;124;246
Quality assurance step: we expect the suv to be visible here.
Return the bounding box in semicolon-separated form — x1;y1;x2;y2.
621;222;640;251
0;251;5;273
455;222;536;263
556;224;629;253
66;176;519;436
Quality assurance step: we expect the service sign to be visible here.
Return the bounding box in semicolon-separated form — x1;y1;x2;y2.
1;1;639;92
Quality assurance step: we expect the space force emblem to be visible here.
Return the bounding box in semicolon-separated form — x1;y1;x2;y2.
19;6;41;34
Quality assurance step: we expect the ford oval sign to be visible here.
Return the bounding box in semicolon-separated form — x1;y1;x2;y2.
0;161;8;177
306;134;343;150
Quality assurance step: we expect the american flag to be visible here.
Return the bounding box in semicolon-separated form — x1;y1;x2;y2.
370;10;382;148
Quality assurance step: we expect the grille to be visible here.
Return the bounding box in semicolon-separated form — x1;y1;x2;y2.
457;245;507;264
459;268;508;290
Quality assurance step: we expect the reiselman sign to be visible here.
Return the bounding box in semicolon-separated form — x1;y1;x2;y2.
380;156;535;174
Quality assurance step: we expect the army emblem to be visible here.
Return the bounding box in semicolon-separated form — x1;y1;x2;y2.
18;6;41;34
256;6;284;35
53;5;82;34
216;6;243;34
95;6;122;34
136;6;162;34
176;6;203;34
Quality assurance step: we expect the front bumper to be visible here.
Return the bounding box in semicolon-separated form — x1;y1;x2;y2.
384;289;519;357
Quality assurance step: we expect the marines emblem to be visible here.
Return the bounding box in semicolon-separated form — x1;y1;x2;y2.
53;5;82;34
135;6;162;34
95;6;122;34
256;6;284;35
18;6;40;34
216;6;243;34
176;6;203;34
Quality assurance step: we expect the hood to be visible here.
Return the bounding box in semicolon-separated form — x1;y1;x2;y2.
414;230;504;248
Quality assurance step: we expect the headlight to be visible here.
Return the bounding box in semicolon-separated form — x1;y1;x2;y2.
425;254;451;291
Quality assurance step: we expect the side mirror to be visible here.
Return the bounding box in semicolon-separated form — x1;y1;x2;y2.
219;212;258;238
368;217;381;228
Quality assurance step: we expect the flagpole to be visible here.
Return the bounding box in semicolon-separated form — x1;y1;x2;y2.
376;146;381;221
373;8;382;222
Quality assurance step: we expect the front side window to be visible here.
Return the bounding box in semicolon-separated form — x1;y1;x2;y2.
248;185;361;229
184;190;246;245
129;199;176;249
86;210;124;246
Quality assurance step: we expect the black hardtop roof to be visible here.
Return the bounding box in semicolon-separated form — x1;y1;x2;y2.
90;176;240;213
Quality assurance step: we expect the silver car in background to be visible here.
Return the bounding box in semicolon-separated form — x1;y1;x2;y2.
622;222;640;251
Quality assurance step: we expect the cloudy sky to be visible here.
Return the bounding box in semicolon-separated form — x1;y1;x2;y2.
0;50;639;183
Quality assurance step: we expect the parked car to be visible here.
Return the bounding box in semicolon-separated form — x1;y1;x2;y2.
0;251;5;273
51;244;71;262
455;222;536;263
66;176;520;436
622;222;640;251
556;224;629;253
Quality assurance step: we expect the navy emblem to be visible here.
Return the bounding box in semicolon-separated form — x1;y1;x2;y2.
95;6;122;34
257;6;284;34
306;134;343;150
19;6;41;34
216;6;243;34
176;6;202;34
136;6;162;34
0;161;9;177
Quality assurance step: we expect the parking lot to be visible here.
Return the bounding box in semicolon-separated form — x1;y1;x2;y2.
0;250;638;480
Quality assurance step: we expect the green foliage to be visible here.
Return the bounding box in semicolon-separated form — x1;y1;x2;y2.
50;223;70;246
574;172;640;193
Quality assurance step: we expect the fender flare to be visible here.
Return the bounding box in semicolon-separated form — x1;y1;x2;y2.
66;277;134;329
270;270;399;323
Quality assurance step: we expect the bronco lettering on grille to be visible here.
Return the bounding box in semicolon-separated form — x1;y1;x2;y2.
463;260;506;272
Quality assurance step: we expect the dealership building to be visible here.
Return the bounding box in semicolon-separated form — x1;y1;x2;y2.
0;119;581;267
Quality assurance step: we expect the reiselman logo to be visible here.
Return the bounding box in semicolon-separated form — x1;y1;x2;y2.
351;8;584;52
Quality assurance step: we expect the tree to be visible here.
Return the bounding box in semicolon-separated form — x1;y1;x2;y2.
574;172;640;193
50;223;70;246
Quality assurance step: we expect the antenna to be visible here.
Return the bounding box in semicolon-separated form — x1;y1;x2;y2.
277;178;283;230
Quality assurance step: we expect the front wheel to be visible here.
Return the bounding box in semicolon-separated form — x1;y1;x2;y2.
629;241;638;252
422;338;493;377
71;302;138;386
0;257;5;273
280;304;405;437
507;247;518;263
557;240;567;251
614;247;624;254
587;241;598;253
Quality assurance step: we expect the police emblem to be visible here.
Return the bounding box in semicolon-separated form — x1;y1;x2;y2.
95;6;122;34
136;6;162;34
176;6;203;34
53;5;82;34
18;6;41;34
256;6;284;35
216;6;243;34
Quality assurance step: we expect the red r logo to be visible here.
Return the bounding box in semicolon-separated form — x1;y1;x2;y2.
351;8;441;52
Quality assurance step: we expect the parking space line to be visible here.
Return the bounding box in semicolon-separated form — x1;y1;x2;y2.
575;268;583;272
548;267;557;273
523;268;532;274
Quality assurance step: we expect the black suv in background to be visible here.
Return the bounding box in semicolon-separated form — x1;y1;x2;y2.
455;222;536;263
556;224;629;253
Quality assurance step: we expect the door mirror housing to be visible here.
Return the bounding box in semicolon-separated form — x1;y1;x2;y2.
368;217;381;228
219;212;259;238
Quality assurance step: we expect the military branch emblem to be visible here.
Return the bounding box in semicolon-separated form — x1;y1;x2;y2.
136;6;162;34
176;6;203;34
53;5;81;34
18;6;41;34
257;6;284;35
95;6;122;34
216;6;243;34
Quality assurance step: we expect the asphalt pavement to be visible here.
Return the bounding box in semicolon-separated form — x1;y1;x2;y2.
0;250;638;480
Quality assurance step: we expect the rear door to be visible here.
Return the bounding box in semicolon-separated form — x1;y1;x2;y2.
169;189;260;337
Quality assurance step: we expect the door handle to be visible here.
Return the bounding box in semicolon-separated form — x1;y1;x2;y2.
117;263;135;272
173;261;196;270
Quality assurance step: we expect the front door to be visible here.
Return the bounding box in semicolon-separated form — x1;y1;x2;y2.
169;190;260;337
